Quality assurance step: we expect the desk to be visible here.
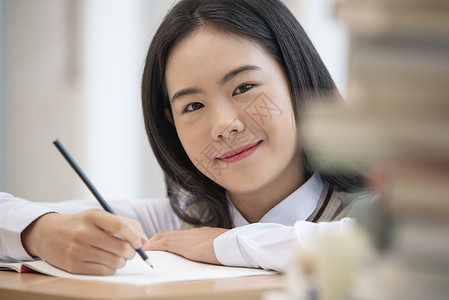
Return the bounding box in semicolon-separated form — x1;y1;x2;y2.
0;271;285;300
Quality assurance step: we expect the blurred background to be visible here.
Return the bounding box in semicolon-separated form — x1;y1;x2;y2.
0;0;348;202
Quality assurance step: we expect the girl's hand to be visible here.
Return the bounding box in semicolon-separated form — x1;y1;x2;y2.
143;227;228;265
21;210;148;275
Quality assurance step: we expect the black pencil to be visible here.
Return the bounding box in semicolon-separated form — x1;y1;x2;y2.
53;139;153;269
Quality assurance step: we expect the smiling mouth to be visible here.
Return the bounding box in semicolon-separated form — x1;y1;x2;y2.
217;140;262;163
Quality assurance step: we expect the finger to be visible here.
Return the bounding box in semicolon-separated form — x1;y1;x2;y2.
83;246;128;270
63;243;127;275
86;211;145;249
115;216;148;242
144;228;224;265
69;261;117;276
125;217;147;238
144;231;181;252
83;226;136;260
119;216;150;245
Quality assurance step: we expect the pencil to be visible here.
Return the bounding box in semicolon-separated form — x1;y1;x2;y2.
53;139;154;269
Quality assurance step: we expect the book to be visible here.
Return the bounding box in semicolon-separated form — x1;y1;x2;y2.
291;1;449;300
0;251;276;285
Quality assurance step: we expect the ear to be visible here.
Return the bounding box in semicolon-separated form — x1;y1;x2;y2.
164;108;174;124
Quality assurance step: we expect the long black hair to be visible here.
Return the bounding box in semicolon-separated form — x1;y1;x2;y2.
141;0;364;228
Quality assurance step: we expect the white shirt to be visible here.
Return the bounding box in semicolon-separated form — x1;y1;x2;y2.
0;174;354;271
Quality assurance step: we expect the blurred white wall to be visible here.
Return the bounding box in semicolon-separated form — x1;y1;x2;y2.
3;0;86;202
0;0;348;202
0;0;176;202
81;0;175;201
0;0;4;192
284;0;349;96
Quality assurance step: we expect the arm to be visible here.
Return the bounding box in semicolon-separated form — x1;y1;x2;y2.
214;218;355;271
145;218;355;272
0;192;57;261
0;192;180;274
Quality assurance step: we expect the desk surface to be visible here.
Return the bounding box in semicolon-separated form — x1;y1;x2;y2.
0;271;285;300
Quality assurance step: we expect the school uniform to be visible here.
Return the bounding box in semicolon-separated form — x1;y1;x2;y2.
0;174;369;271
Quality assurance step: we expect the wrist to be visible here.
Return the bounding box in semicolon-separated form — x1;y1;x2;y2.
21;212;59;258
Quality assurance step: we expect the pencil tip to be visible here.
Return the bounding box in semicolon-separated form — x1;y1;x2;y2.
145;259;154;269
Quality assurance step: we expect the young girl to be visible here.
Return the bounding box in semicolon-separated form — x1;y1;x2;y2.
0;0;366;275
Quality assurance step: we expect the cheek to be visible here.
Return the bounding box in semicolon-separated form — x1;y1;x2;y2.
256;90;297;143
175;123;209;164
269;112;297;150
280;105;297;138
275;87;297;134
278;108;298;149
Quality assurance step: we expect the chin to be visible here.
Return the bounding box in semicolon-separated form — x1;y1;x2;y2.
220;177;271;195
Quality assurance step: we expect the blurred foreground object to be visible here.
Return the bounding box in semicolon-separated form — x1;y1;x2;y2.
305;0;449;168
270;0;449;299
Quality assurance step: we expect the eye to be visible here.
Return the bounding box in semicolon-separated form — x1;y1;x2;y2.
183;102;204;113
233;83;254;96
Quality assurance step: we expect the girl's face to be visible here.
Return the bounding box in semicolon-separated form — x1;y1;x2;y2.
165;26;303;196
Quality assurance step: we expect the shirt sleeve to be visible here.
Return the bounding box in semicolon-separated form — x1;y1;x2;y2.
0;192;180;262
213;218;356;272
0;193;56;261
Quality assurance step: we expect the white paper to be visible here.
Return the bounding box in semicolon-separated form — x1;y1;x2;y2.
3;251;276;285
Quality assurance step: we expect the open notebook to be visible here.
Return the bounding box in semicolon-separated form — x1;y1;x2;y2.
0;251;276;285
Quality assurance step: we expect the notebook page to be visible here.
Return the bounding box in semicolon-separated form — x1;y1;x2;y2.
0;262;21;272
20;251;276;285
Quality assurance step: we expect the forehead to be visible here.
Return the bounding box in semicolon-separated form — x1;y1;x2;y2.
165;27;268;90
167;26;265;64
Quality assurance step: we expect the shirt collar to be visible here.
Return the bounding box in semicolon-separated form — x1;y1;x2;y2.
229;173;324;227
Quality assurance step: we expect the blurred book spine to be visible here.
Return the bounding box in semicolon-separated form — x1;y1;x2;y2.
302;0;449;300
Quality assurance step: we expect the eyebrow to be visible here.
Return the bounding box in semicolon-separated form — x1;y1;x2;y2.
170;64;261;104
170;88;202;104
218;64;261;86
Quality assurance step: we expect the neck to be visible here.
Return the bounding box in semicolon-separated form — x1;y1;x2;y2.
229;152;305;223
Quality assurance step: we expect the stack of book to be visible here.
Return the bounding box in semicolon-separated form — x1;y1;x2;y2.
302;0;449;299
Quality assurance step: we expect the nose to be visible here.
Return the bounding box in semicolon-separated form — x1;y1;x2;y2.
210;103;245;141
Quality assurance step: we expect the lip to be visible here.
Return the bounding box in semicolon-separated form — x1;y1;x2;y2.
217;140;262;163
